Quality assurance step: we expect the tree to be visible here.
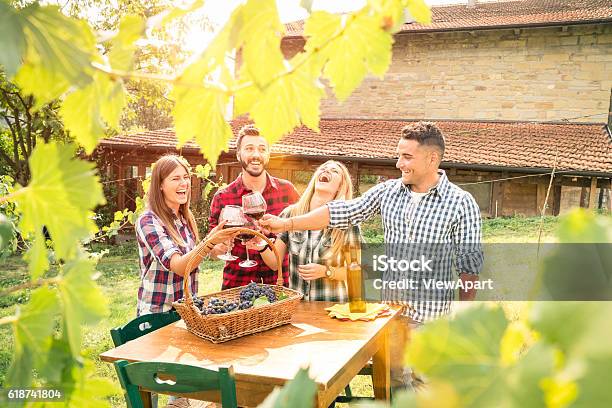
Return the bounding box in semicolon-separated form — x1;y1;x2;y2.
0;72;68;185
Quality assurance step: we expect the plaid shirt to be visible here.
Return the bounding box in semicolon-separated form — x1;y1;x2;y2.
327;170;483;322
135;210;198;316
278;207;361;302
209;172;299;289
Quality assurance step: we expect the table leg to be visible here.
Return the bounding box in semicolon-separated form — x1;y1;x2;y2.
371;326;390;400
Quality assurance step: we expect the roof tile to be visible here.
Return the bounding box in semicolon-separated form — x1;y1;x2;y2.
100;118;611;173
284;0;612;36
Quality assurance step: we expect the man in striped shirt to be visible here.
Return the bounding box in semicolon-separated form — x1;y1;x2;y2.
260;122;483;387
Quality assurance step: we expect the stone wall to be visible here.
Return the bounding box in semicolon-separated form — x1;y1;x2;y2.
282;23;612;121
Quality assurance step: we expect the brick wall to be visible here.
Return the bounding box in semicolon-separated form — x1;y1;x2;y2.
284;23;612;122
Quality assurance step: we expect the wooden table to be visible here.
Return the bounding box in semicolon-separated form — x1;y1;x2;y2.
100;301;399;408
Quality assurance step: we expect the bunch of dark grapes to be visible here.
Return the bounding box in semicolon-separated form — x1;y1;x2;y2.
179;295;204;307
239;282;277;304
239;300;253;310
200;297;239;315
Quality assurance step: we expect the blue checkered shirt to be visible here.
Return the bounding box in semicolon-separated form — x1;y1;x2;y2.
327;170;483;322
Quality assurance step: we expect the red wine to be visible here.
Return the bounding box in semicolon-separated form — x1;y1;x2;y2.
245;210;265;220
223;222;244;229
237;232;255;241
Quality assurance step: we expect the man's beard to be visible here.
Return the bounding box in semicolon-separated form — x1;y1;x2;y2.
239;157;266;177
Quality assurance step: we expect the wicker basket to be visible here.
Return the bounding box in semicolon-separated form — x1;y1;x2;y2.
172;227;303;343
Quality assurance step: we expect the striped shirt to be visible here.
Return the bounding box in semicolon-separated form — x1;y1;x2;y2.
278;207;360;302
135;210;198;316
327;170;483;322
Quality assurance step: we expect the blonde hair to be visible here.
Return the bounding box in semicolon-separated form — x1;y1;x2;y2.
289;160;353;265
146;154;199;246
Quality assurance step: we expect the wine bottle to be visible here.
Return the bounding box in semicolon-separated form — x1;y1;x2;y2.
345;241;366;313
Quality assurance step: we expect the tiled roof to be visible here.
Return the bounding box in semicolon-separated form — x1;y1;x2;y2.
284;0;612;36
100;119;612;174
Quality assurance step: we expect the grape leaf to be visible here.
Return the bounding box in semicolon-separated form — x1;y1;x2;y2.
58;257;109;356
305;11;393;101
405;305;554;407
0;0;26;77
107;15;145;72
369;0;405;32
235;56;324;143
572;356;612;408
6;286;59;388
529;302;612;358
61;360;120;408
258;367;317;408
6;347;33;389
556;209;612;243
171;85;233;167
60;73;126;153
15;142;105;279
237;0;285;88
15;5;96;108
253;296;271;306
38;334;74;384
405;0;432;24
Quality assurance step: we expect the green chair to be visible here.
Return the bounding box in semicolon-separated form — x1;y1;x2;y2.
114;360;238;408
110;310;180;347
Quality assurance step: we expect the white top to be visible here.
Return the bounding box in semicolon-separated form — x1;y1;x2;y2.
410;190;428;204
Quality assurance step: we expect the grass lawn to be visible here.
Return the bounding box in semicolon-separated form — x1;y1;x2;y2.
0;216;559;406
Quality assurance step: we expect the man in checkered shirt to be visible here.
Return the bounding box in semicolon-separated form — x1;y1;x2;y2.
261;122;483;387
209;125;299;289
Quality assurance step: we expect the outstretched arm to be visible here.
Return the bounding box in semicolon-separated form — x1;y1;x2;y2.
260;205;331;233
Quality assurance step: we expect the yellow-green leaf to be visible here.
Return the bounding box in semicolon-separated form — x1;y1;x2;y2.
58;257;109;356
540;377;578;408
171;86;232;167
0;1;26;77
12;286;59;355
236;57;324;143
108;15;145;72
60;74;126;153
405;305;554;407
7;286;59;387
406;0;432;24
369;0;405;32
15;5;96;108
500;321;532;366
15;142;105;279
238;0;285;88
305;11;393;101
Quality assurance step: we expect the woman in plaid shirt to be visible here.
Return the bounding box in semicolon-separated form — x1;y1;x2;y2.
135;155;233;316
256;160;360;302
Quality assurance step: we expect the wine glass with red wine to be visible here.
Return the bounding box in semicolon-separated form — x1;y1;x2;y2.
237;219;258;268
216;205;244;261
242;192;267;248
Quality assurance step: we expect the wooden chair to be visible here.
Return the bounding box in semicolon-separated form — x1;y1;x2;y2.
110;310;180;347
114;360;238;408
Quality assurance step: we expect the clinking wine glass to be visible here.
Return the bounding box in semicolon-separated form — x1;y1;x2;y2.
237;220;258;268
216;205;244;262
242;191;267;248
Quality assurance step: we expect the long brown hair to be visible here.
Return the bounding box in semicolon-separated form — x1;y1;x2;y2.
289;160;353;265
146;154;199;246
